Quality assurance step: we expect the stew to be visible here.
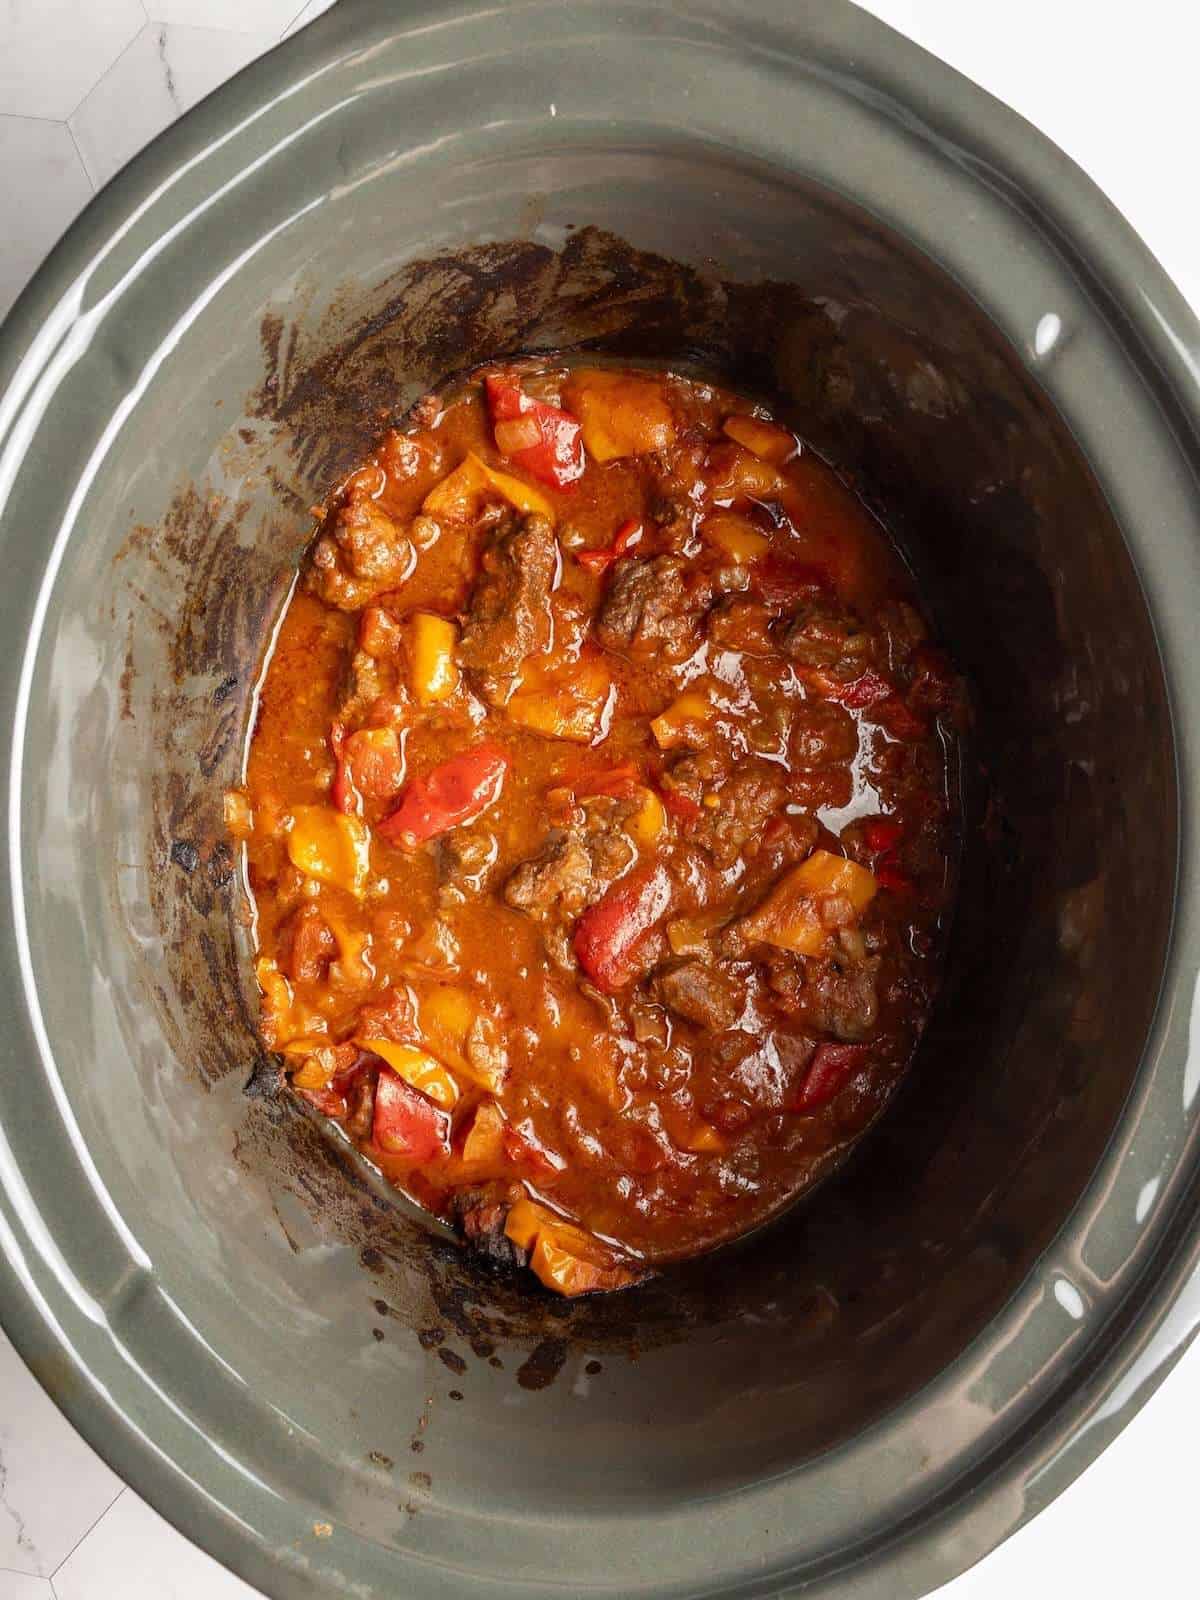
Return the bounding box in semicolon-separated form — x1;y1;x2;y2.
231;361;964;1296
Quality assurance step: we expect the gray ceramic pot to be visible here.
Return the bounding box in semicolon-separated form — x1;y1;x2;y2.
2;3;1198;1597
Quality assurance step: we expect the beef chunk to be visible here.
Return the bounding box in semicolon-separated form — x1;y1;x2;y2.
788;700;858;769
804;956;880;1041
628;999;670;1047
595;555;715;662
437;827;499;902
505;832;594;919
653;960;743;1031
669;754;787;869
342;648;389;716
782;600;871;674
503;796;639;971
277;904;336;983
766;951;880;1042
707;596;776;655
450;1185;526;1270
906;643;967;725
344;1070;376;1141
458;512;557;700
307;482;415;609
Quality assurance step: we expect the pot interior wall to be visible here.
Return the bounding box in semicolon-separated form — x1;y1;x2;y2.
20;141;1174;1526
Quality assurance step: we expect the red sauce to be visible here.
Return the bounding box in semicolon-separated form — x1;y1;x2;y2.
233;362;963;1296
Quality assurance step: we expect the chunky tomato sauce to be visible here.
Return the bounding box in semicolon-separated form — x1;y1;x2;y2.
232;361;963;1296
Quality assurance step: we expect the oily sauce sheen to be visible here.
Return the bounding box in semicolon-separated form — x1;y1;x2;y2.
234;362;964;1297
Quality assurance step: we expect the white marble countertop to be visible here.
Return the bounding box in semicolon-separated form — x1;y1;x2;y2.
0;2;1196;1596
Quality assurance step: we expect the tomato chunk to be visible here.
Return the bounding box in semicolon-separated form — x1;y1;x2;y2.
792;1042;871;1113
485;375;585;489
378;743;509;847
574;865;672;992
573;762;640;797
372;1070;449;1160
819;668;894;710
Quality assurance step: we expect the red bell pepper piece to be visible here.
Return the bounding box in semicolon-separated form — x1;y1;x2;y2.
574;762;641;798
822;668;894;710
372;1070;449;1161
659;787;702;825
378;743;509;847
576;517;644;574
574;865;673;992
296;1086;347;1118
329;721;358;816
863;817;902;854
792;1042;870;1113
485;375;585;488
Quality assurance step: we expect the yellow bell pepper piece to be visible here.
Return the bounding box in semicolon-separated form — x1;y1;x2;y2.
528;1233;602;1296
666;916;715;957
459;1099;508;1165
722;414;797;464
279;1035;332;1058
420;984;475;1046
255;960;326;1048
707;444;786;500
530;1226;633;1295
564;370;676;462
504;1198;634;1294
414;985;504;1091
421;453;488;519
360;1039;458;1109
419;985;476;1062
650;690;713;750
702;512;769;564
286;806;370;899
408;612;460;704
504;1196;560;1252
477;455;554;518
680;1121;725;1153
506;659;612;744
422;452;554;521
627;787;666;847
291;1054;335;1091
740;849;878;957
